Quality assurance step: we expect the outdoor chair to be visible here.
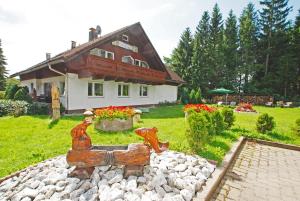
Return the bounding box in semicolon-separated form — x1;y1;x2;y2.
217;101;223;106
230;101;237;106
276;101;284;107
265;102;273;107
283;102;293;108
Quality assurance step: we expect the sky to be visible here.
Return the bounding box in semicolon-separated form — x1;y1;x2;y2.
1;0;299;75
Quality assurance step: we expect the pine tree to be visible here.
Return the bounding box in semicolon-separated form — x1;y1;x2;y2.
209;3;224;88
192;11;211;94
259;0;292;76
223;10;239;90
166;28;194;89
0;39;8;90
238;3;259;93
293;10;300;97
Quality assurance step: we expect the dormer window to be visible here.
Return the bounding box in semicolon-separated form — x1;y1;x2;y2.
122;34;129;42
90;48;114;60
122;56;134;65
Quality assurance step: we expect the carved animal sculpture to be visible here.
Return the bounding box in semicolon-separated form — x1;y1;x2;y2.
135;127;169;153
70;120;92;150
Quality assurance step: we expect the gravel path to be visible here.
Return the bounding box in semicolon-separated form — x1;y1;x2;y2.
0;151;215;201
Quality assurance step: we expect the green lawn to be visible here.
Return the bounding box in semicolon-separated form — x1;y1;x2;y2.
0;105;299;178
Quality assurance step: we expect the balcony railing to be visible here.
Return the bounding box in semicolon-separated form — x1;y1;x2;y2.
85;55;167;83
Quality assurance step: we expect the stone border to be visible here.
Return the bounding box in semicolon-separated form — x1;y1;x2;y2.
198;137;246;201
198;137;300;201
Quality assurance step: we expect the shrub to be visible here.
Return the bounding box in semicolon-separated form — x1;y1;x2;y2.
211;110;225;134
14;87;32;103
5;84;19;99
194;88;202;103
292;119;300;136
0;100;29;117
27;102;50;115
186;111;210;152
188;89;196;104
222;107;235;129
0;91;5;99
256;113;276;133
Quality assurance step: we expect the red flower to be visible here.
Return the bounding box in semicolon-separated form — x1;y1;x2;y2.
184;104;216;113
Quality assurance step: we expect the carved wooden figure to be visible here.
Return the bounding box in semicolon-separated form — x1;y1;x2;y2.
51;82;60;120
66;120;168;179
135;127;169;153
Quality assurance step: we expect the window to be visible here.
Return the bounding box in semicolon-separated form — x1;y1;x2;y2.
134;59;149;68
122;34;129;42
88;82;103;96
59;82;65;95
122;56;134;65
118;84;129;97
140;86;148;97
90;48;114;60
141;61;149;68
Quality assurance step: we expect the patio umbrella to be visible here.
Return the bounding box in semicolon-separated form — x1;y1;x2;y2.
209;88;234;104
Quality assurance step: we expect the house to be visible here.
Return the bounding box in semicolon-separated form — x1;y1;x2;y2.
11;22;184;113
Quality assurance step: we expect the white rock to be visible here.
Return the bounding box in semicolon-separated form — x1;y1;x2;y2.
70;189;85;200
180;189;193;201
126;179;137;191
103;170;116;180
20;197;31;201
98;165;111;172
155;185;166;197
29;180;40;189
163;194;185;201
110;188;124;201
108;174;123;184
174;164;187;172
137;176;147;184
151;172;167;187
201;167;211;178
124;192;141;201
162;184;172;193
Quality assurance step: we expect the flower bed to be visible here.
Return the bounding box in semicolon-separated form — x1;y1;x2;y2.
94;106;134;132
184;104;216;113
235;103;256;113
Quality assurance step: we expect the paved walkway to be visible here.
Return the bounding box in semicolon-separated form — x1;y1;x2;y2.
211;141;300;201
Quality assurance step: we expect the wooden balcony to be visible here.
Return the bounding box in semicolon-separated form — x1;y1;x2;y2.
75;55;167;84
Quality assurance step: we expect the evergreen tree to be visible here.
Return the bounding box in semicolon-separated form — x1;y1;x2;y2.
166;28;194;89
209;3;224;88
293;10;300;98
238;3;259;93
257;0;292;96
0;39;8;90
192;11;211;94
223;10;239;90
259;0;292;75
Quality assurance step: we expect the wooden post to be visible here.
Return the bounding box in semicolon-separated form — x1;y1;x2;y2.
51;82;60;120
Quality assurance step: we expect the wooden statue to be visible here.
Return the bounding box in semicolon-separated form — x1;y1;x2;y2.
66;119;169;179
135;127;169;153
51;83;60;120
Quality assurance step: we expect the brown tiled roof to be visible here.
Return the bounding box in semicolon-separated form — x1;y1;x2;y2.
165;66;185;84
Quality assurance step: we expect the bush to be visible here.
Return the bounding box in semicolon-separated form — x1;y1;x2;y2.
194;88;202;103
14;87;32;103
5;84;19;99
292;119;300;136
27;102;50;115
186;111;210;152
256;113;276;133
222;107;235;129
0;91;5;99
211;110;225;134
0;100;29;117
189;89;196;104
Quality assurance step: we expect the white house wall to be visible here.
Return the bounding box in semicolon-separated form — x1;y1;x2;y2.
20;76;66;106
67;73;178;111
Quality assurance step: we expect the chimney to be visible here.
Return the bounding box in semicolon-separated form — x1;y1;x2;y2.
46;53;51;60
89;27;97;41
71;41;76;49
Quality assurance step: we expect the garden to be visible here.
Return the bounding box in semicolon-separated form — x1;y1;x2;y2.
1;103;300;178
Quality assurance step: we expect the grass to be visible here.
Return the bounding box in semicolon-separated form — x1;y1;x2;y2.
0;105;299;178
